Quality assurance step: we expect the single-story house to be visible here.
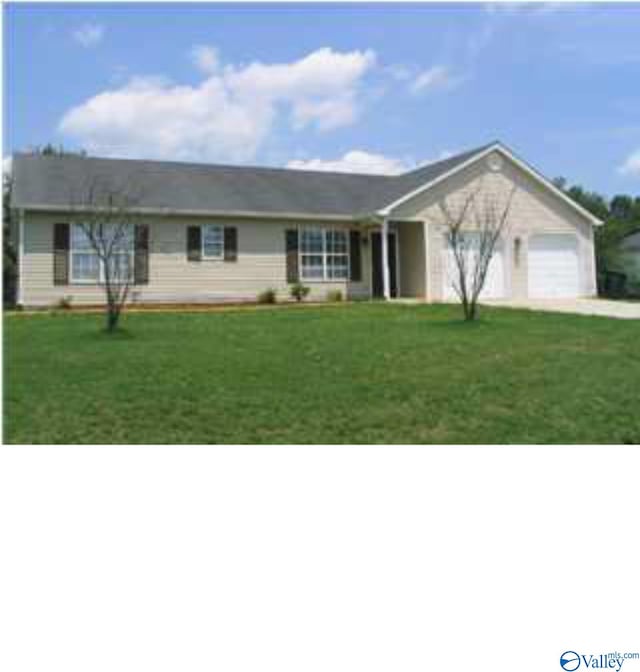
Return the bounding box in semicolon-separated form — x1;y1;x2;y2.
10;141;603;307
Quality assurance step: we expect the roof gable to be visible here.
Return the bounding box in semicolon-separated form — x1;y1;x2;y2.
378;142;604;226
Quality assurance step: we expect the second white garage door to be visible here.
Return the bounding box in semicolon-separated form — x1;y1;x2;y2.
528;234;580;298
443;237;506;300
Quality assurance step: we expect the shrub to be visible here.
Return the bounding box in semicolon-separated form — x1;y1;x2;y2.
290;283;311;302
257;288;277;304
56;295;73;310
326;289;343;303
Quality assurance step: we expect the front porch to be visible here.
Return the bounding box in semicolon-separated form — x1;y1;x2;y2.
360;219;428;301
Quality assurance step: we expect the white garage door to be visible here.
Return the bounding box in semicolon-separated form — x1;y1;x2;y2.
443;237;506;300
528;234;580;298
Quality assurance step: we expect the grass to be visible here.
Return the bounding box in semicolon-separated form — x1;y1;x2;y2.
4;303;640;444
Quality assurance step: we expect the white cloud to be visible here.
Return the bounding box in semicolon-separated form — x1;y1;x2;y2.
287;150;410;175
286;148;454;176
72;23;104;48
384;64;412;82
190;45;219;75
467;23;496;58
410;66;460;96
619;150;640;177
3;156;12;177
59;47;376;163
484;3;579;16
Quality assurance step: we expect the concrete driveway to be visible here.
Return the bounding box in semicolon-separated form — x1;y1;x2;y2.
483;298;640;320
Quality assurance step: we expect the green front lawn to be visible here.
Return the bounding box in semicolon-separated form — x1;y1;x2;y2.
5;304;639;444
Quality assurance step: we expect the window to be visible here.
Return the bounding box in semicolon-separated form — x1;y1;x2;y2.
326;229;349;279
203;224;224;259
300;229;324;280
70;223;134;283
300;228;349;281
71;225;99;283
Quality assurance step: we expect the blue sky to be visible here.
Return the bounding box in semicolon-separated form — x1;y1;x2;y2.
4;2;640;194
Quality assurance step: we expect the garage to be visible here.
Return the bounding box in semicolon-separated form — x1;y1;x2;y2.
528;234;580;298
443;236;506;300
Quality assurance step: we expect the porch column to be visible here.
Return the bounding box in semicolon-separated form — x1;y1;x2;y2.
381;216;391;300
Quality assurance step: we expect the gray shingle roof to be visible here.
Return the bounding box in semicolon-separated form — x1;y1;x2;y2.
11;143;494;218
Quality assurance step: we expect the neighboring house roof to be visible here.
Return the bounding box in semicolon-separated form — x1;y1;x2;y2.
10;140;602;225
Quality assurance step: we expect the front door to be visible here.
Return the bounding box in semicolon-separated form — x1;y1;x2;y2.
371;231;398;298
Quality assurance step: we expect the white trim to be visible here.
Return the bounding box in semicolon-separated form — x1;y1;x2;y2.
17;209;25;305
18;204;358;223
589;225;598;296
201;223;225;260
377;142;604;227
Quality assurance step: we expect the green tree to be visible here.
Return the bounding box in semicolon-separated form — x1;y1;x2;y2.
565;185;610;221
31;143;87;158
610;194;634;221
554;178;640;283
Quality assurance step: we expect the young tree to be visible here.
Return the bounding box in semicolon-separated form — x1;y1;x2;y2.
68;176;146;332
439;182;517;321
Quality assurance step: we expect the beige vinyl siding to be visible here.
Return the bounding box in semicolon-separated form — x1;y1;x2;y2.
393;154;597;301
397;220;426;298
21;212;371;306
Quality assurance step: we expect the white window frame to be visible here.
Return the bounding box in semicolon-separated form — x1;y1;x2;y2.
299;227;350;282
70;223;134;285
202;224;225;260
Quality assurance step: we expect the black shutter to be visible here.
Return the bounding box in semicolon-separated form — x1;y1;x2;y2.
349;230;362;282
187;226;202;261
285;229;299;283
134;224;149;285
224;226;237;262
53;223;69;285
